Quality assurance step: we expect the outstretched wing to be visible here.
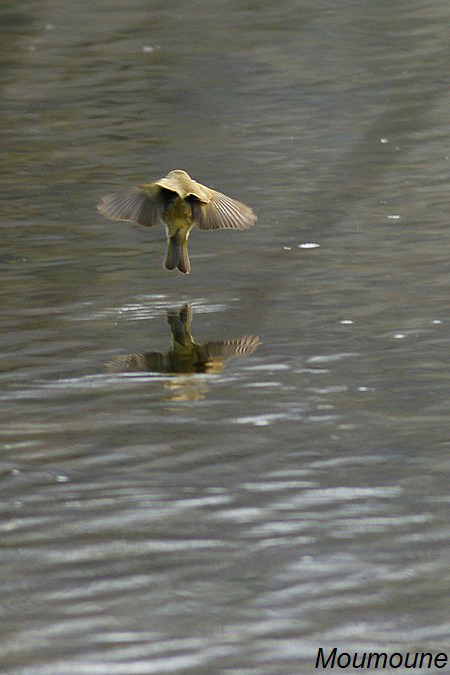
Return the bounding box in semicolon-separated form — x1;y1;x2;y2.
97;185;164;227
192;190;257;231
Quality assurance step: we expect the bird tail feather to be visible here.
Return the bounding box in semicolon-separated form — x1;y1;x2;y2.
165;232;191;274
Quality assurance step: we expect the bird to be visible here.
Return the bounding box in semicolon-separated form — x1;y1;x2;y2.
107;303;261;376
97;169;257;274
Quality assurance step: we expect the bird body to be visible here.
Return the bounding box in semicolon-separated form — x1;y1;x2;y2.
97;170;257;273
163;196;195;273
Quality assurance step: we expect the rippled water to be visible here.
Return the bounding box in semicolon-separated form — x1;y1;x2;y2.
1;1;449;673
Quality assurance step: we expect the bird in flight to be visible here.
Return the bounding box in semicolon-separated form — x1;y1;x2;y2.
97;169;257;274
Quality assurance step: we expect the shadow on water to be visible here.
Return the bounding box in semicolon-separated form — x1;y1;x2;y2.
107;303;261;400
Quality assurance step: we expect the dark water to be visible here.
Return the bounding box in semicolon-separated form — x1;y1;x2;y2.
1;1;449;673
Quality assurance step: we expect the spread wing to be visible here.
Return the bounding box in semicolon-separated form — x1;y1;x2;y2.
97;185;164;227
192;190;257;231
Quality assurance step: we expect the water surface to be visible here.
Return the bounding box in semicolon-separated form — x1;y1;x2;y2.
1;0;449;672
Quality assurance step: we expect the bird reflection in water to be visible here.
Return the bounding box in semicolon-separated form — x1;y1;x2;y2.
107;304;261;401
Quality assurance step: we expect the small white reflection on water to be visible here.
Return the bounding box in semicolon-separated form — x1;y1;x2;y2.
243;363;290;371
306;352;360;363
67;296;231;321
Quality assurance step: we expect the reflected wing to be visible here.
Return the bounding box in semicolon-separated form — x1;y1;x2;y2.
97;186;164;227
202;335;261;360
193;190;257;230
107;352;168;373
